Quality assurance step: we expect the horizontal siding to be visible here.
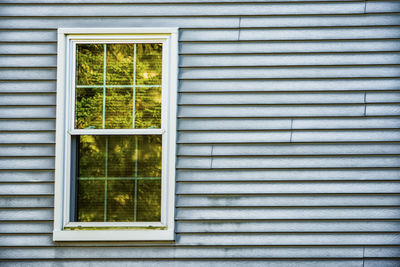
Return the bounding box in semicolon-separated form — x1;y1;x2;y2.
0;0;399;266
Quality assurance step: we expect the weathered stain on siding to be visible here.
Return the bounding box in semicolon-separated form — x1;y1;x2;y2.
0;0;399;265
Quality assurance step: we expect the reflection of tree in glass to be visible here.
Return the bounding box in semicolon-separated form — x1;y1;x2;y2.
77;44;104;86
105;88;133;129
75;43;162;129
75;88;103;129
77;135;162;222
136;43;163;85
106;44;134;85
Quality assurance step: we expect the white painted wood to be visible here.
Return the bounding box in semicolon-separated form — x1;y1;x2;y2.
0;171;54;182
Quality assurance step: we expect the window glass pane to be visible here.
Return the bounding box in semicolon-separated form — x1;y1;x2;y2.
76;44;104;86
75;87;103;129
75;135;162;222
74;42;162;130
106;44;134;86
135;86;161;129
136;43;163;86
105;87;133;129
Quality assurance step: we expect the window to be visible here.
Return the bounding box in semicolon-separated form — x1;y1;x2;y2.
54;28;178;241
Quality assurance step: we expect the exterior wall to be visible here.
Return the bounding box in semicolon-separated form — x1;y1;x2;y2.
0;0;400;265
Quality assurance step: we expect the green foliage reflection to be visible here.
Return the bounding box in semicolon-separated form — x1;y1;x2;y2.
75;43;162;129
77;135;162;222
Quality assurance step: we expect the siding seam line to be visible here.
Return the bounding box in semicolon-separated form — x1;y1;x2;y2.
290;118;293;143
362;246;365;267
363;91;367;116
210;145;214;169
237;16;241;41
363;0;367;14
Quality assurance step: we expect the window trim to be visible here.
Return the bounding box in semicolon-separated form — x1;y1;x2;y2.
54;28;178;241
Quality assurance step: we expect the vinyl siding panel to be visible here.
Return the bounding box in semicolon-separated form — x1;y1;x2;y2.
0;0;399;265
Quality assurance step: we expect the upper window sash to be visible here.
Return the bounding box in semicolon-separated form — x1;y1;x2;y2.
68;38;169;134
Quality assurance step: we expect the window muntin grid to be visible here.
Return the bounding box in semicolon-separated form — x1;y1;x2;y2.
72;42;163;223
74;43;162;130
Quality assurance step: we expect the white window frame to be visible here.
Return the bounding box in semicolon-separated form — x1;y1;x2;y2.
54;28;178;241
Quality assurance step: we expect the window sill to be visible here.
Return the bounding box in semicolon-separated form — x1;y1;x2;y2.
53;228;175;241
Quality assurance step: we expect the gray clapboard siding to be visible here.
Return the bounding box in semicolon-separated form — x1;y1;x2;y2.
0;222;52;233
177;156;400;169
0;81;56;93
180;66;400;79
181;40;400;54
238;27;400;41
366;1;400;13
176;221;400;233
0;43;57;55
0;158;54;169
177;182;400;194
0;3;365;16
2;14;400;30
179;118;400;130
291;130;400;142
179;92;366;105
0;196;53;208
0;182;53;195
180;79;400;92
0;17;239;29
0;170;54;182
0;94;55;105
0;56;56;67
0;209;53;221
0;260;366;267
0;120;55;131
0;145;54;156
0;107;55;119
0;69;56;81
292;118;400;129
180;53;400;67
0;246;365;259
367;92;400;103
176;234;400;246
176;195;400;207
366;104;400;116
0;30;56;42
176;169;400;181
0;132;54;144
178;105;365;117
178;143;400;156
178;130;400;143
